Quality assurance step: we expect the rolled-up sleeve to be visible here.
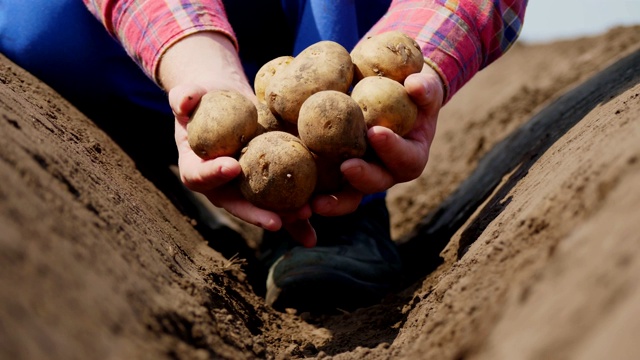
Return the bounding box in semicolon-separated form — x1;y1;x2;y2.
83;0;238;83
368;0;527;103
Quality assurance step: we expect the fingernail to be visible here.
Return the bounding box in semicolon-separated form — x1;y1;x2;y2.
369;128;390;144
220;165;231;175
316;195;338;212
220;165;237;178
257;217;279;231
343;164;363;179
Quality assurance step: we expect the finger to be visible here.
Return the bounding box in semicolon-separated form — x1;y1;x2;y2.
178;153;241;192
404;71;442;142
205;187;283;232
174;119;241;191
311;188;363;216
282;219;317;248
341;157;394;194
174;119;192;154
168;84;208;124
405;71;442;110
279;204;313;223
367;125;428;182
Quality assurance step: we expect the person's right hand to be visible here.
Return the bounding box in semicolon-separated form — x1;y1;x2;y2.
160;32;317;247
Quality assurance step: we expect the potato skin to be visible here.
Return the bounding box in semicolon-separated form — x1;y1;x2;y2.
255;102;298;137
298;90;367;161
351;76;418;137
238;131;317;212
351;31;424;84
254;56;294;104
187;90;258;160
265;41;354;124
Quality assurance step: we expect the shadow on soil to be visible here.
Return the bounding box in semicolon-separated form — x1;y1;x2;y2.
236;49;640;357
398;49;640;285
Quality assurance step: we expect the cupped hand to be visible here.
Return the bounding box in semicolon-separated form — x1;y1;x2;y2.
169;84;317;247
312;64;444;216
159;32;317;247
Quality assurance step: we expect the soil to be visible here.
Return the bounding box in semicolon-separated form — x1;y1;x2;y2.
1;26;640;360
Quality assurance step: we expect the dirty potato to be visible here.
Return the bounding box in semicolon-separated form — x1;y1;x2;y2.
265;41;354;124
238;131;317;212
187;90;258;160
255;102;298;137
351;30;424;84
298;90;367;161
254;55;294;104
350;76;418;137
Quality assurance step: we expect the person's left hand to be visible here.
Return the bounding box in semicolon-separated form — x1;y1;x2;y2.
170;84;317;248
311;64;444;216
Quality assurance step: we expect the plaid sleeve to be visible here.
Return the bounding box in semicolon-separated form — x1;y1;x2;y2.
83;0;238;83
368;0;527;103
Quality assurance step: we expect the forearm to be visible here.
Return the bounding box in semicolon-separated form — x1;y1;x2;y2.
157;32;253;97
82;0;238;84
369;0;528;103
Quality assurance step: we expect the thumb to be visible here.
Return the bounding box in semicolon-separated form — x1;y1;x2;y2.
282;219;317;248
168;84;208;124
404;68;444;117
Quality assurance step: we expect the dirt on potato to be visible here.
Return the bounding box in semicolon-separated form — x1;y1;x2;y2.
1;25;640;360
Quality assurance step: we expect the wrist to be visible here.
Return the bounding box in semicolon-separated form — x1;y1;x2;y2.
158;31;254;99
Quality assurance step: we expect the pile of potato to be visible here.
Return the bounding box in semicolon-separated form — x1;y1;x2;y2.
187;31;423;211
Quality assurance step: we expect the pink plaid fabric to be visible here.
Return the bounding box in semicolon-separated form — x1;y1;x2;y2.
83;0;237;82
368;0;527;101
83;0;526;102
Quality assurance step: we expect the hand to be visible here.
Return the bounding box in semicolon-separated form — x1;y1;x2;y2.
312;64;444;216
160;33;317;247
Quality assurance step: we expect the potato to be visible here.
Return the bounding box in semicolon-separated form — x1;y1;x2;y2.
298;90;367;161
265;41;354;124
238;131;317;211
351;31;424;84
350;76;418;137
255;102;298;137
187;90;258;160
254;55;294;104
